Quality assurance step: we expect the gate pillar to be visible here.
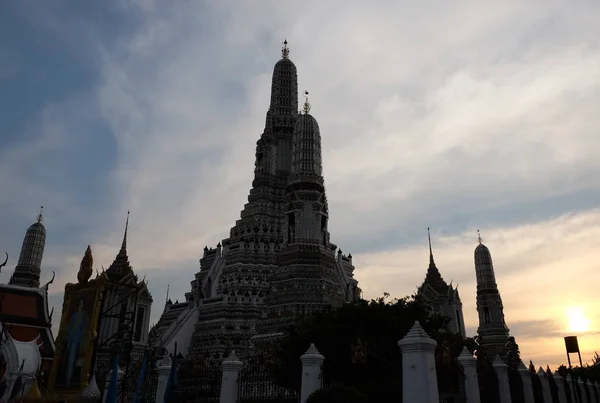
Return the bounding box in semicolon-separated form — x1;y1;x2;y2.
517;361;535;403
492;355;512;403
220;351;243;403
300;343;324;403
457;347;480;403
552;372;568;403
537;367;552;403
398;321;439;403
155;356;172;403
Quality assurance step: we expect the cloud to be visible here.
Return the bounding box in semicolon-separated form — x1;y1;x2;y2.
1;0;600;368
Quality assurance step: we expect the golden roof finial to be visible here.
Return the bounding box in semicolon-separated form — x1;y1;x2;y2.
36;206;44;223
282;39;289;59
477;230;483;244
302;90;311;114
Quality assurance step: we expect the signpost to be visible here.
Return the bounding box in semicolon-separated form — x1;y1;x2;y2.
564;336;583;403
564;336;584;369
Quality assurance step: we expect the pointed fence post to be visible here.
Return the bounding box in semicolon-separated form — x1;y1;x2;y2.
537;367;552;403
457;347;480;403
518;361;535;403
492;355;512;403
300;343;325;403
566;374;577;403
586;379;597;403
220;351;243;403
577;378;585;402
552;372;568;403
155;356;172;403
398;321;439;403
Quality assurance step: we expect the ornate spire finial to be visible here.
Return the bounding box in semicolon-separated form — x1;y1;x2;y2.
477;229;483;244
37;206;44;223
165;284;170;306
302;90;311;114
282;39;289;59
428;227;434;265
121;211;130;251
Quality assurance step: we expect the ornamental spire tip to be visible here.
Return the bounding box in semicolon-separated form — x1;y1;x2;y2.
282;39;289;59
427;227;434;265
302;90;311;114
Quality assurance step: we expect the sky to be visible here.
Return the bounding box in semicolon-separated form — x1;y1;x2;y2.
1;0;599;369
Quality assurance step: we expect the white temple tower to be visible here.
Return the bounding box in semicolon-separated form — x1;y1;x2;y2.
10;207;46;288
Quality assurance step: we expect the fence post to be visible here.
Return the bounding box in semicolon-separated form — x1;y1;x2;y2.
517;361;535;403
586;380;597;403
566;374;577;403
155;356;172;403
537;367;552;403
492;355;511;403
397;321;438;403
552;371;568;403
457;347;480;403
102;366;124;403
300;343;325;403
577;378;585;402
81;373;101;402
220;350;243;403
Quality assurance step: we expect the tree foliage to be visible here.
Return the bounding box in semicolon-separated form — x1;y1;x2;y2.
269;294;470;401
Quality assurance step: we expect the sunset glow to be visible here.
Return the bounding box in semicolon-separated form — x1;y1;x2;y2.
567;307;591;333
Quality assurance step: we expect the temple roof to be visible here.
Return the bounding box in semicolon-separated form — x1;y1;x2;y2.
106;212;134;281
418;228;450;295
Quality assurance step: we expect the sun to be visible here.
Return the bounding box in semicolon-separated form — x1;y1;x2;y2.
566;306;591;333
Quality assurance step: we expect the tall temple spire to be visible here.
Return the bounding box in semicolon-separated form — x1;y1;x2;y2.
106;211;133;280
428;227;434;265
10;207;47;288
267;40;298;123
121;210;130;251
421;227;447;293
474;235;511;359
37;206;44;223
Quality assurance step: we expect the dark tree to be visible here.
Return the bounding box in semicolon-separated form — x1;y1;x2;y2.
269;294;461;401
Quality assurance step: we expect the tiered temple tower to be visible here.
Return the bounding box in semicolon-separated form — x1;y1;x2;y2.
10;207;46;288
256;95;348;338
474;231;511;358
417;228;466;337
149;41;359;359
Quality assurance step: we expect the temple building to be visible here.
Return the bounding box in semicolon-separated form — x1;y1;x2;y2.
417;228;466;337
93;213;153;380
149;41;360;358
0;208;55;396
474;231;513;359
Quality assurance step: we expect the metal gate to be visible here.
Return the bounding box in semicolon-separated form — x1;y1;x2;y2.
174;357;222;403
237;354;298;403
